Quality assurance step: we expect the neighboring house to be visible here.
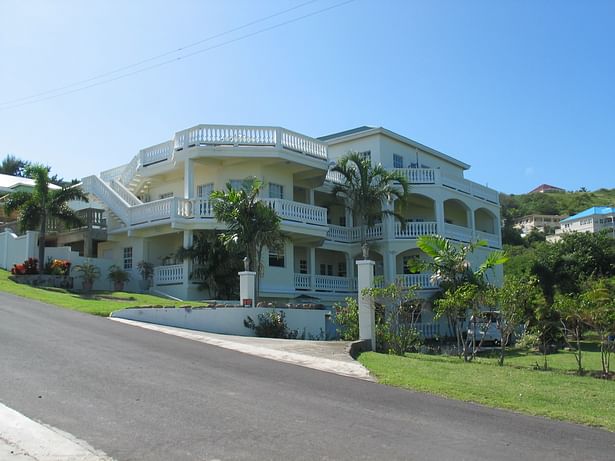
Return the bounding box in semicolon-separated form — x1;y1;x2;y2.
513;214;566;236
528;184;565;194
551;206;615;242
0;172;106;257
80;124;503;307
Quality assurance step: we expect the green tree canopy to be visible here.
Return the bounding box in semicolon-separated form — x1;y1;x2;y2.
3;164;88;272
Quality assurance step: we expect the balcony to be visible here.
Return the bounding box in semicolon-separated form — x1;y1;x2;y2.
101;125;328;188
327;167;499;205
326;224;383;243
153;264;183;286
294;274;357;292
394;221;437;239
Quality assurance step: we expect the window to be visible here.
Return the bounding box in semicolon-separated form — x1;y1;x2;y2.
197;183;214;198
159;192;173;199
393;154;403;168
269;249;285;267
339;216;346;227
338;262;347;277
358;150;371;161
320;264;333;276
269;183;284;199
299;259;308;274
123;247;133;270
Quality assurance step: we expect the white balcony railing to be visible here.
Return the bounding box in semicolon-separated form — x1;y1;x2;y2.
262;199;327;226
444;223;473;242
173;125;327;160
393;168;437;184
293;274;357;292
130;198;175;225
154;264;183;285
395;221;438;239
476;230;501;248
140;141;174;167
396;273;439;289
326;224;383;242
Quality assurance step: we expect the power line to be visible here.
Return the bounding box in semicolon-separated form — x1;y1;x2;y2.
0;0;355;111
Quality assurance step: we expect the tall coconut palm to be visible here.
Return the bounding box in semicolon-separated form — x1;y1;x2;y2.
3;164;88;272
210;177;285;301
330;152;410;257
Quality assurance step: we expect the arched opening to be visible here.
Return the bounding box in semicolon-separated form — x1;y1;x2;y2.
443;199;470;227
474;208;497;234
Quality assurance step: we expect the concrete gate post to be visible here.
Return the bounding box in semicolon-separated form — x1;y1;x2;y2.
356;259;376;351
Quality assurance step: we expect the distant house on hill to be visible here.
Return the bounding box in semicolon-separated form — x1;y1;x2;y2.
529;184;565;194
513;214;566;236
548;206;615;242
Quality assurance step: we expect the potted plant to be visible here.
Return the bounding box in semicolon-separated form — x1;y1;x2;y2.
73;262;101;292
107;265;130;291
137;260;154;292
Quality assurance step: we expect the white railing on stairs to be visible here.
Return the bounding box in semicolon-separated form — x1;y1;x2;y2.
109;180;142;206
81;176;131;225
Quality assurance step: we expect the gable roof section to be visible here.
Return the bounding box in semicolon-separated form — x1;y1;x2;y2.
318;126;470;170
561;206;615;223
529;184;564;193
0;173;61;190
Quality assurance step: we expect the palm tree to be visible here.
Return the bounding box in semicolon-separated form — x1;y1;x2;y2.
3;164;88;273
409;234;507;358
210;177;285;300
330;152;410;257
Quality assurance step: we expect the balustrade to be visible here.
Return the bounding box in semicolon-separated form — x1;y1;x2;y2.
444;223;473;243
394;221;437;239
396;273;439;289
139;141;173;166
262;198;327;226
293;274;357;292
153;264;183;285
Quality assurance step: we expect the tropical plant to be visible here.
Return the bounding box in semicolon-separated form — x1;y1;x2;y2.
210;177;285;300
44;258;71;276
553;292;587;374
330;152;410;255
334;297;360;341
244;310;298;339
176;231;243;299
73;261;100;292
580;278;615;376
107;265;130;291
136;261;154;283
496;275;543;366
409;235;507;359
3;164;88;273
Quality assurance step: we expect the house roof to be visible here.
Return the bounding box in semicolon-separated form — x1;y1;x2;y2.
561;206;615;223
0;173;61;190
529;184;564;194
318;126;471;170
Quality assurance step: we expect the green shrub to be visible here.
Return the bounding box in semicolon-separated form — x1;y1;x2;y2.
244;310;298;339
334;297;359;340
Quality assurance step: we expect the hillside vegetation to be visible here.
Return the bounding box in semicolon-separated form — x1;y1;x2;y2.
501;188;615;219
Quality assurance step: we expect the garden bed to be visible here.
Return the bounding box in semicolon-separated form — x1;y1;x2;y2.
9;274;73;289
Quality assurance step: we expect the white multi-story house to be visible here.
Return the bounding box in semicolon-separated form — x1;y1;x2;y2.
513;214;565;236
81;124;502;304
552;207;615;241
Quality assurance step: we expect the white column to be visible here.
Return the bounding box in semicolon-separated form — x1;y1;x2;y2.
309;247;316;290
383;249;397;286
184;158;194;199
357;259;376;351
239;271;256;306
435;200;445;236
182;230;193;288
308;189;315;206
468;208;476;242
382;199;395;240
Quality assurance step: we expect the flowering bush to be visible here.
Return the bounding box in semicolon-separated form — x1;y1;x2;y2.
11;258;39;275
11;263;26;275
44;258;71;276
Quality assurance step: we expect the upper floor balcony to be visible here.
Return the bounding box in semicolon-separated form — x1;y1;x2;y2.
326;167;499;205
100;124;329;190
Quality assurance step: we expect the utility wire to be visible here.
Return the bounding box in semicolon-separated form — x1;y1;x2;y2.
0;0;354;110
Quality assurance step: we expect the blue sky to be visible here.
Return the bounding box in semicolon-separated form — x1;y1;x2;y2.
1;0;613;194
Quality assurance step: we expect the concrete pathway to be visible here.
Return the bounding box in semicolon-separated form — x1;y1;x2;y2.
109;318;374;381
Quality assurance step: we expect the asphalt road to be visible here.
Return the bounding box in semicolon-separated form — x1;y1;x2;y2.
1;292;614;461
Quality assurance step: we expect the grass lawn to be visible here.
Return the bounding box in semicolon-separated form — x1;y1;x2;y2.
359;350;615;431
0;269;203;316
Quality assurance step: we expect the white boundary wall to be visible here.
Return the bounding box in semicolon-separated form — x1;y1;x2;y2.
0;230;137;292
111;307;328;339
